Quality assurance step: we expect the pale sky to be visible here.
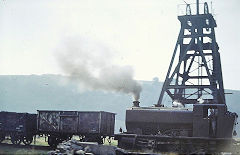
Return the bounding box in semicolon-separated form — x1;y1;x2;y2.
0;0;239;90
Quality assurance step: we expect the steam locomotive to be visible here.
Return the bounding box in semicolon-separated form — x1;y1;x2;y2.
115;101;238;153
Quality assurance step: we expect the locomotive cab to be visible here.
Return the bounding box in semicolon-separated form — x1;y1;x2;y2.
193;104;238;138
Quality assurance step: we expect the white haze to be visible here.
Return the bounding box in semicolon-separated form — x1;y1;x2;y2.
56;37;142;100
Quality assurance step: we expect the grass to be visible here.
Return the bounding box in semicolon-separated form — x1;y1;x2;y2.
0;136;50;155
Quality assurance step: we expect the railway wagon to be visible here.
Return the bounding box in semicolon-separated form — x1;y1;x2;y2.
0;111;37;145
37;110;115;147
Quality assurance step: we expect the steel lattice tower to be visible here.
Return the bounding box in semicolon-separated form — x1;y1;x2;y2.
157;1;225;106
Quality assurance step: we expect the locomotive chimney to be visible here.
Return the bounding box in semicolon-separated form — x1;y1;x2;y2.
133;101;140;107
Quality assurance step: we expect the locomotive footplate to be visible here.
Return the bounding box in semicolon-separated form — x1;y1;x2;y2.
115;133;240;154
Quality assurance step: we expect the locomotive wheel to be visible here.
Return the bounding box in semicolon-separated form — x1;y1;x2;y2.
23;136;33;145
10;134;22;145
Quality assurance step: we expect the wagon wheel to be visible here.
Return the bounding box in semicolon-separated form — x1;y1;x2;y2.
48;136;58;147
10;134;22;145
23;136;33;145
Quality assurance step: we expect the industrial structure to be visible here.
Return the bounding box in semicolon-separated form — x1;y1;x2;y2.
115;1;238;153
157;0;225;107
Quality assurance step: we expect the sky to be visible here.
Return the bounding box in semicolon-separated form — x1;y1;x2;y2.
0;0;239;90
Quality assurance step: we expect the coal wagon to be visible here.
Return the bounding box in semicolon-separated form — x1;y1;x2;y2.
0;111;37;145
37;110;115;147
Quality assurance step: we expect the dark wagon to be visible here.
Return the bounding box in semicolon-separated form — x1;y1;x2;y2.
37;110;115;147
0;111;37;145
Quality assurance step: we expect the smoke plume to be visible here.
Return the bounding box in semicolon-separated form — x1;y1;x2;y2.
56;37;142;100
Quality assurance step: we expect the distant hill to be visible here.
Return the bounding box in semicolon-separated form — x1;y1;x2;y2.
0;74;239;135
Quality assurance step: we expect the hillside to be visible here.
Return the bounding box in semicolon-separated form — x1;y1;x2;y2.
0;74;239;134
